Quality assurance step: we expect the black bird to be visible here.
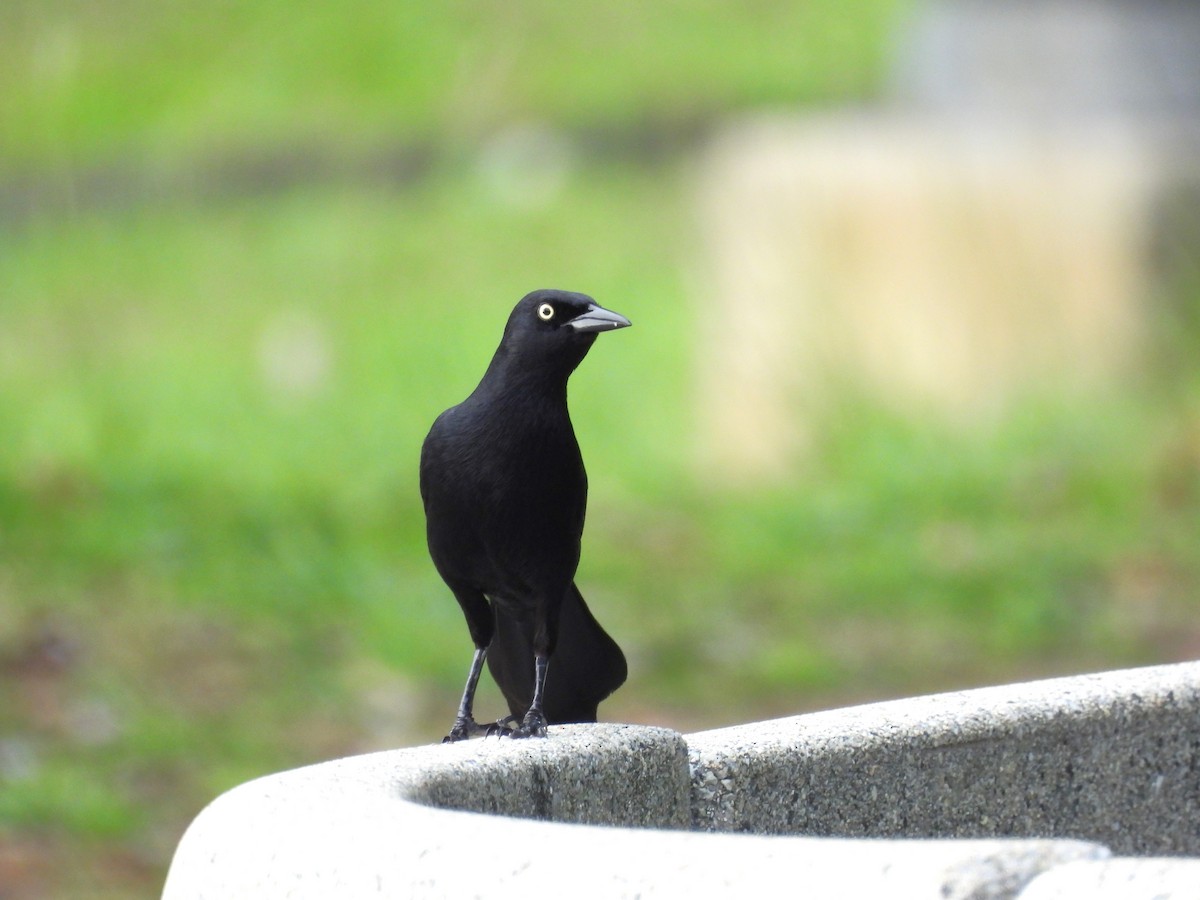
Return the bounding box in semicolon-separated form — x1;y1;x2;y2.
420;289;631;741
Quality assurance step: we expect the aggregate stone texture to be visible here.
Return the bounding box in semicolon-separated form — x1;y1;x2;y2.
395;722;691;827
687;661;1200;855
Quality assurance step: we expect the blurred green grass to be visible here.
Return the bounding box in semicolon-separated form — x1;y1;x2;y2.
2;1;1200;897
1;0;898;164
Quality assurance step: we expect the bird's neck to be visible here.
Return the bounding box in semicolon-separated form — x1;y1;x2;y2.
476;346;574;405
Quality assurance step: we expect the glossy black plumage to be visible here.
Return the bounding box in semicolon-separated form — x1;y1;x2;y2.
420;289;629;740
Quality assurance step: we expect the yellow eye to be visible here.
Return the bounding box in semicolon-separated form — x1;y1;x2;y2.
537;302;555;321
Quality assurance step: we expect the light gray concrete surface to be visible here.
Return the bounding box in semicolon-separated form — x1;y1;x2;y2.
395;722;690;826
162;743;1104;899
1018;858;1200;899
163;661;1200;898
688;661;1200;854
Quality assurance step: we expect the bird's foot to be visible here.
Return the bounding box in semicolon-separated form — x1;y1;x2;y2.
442;716;489;743
506;710;548;739
484;715;519;738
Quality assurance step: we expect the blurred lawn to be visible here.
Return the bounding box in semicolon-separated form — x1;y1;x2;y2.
1;0;896;164
3;1;1200;897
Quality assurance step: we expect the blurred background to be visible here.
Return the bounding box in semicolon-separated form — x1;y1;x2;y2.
2;0;1199;896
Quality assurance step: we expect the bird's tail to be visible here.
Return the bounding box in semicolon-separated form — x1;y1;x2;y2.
487;583;627;725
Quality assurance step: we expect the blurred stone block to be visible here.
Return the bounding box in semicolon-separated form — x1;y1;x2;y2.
890;0;1200;122
695;114;1199;477
694;0;1200;479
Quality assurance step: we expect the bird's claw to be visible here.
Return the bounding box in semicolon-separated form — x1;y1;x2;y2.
443;712;550;741
506;711;548;739
442;716;488;743
484;716;517;738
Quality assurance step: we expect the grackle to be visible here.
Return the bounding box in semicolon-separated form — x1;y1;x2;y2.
420;289;630;741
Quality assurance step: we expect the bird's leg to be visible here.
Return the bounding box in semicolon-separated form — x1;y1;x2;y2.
508;654;550;739
442;646;490;743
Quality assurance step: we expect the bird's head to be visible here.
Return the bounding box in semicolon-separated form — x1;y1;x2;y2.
496;289;631;379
